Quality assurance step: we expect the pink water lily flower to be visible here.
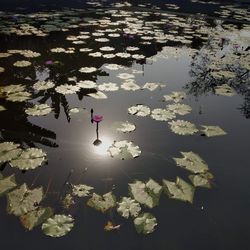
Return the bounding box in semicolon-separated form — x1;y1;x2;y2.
45;60;53;65
93;115;103;123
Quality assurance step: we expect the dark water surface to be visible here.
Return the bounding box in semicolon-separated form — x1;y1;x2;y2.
0;1;250;250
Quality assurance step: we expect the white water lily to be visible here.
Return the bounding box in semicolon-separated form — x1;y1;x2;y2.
134;213;157;234
117;197;141;219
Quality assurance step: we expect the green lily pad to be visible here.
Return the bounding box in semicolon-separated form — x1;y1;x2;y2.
55;84;80;95
129;179;162;208
10;148;47;170
150;108;176;121
33;80;55;91
114;121;136;133
169;120;198;135
128;104;150;117
166;103;192;115
6;91;31;102
200;125;227;137
121;80;140;91
20;207;53;231
117;197;141;219
0;105;7;111
7;183;44;216
0;142;22;163
87;91;107;99
42;214;74;237
173;151;209;174
0;174;17;196
87;192;116;213
134;213;157;234
163;91;186;103
163;177;195;204
25;104;52;116
72;184;94;197
215;84;235;97
108;140;141;160
98;82;119;91
189;173;213;188
62;194;75;209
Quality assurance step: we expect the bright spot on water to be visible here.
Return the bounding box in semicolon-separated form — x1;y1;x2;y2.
92;136;113;156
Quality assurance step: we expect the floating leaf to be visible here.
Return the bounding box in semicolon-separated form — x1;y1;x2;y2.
115;121;136;133
200;125;227;137
62;194;75;209
142;82;160;91
6;91;31;102
108;140;141;160
163;177;195;204
167;103;192;115
33;80;55;91
0;105;6;111
13;60;31;67
169;120;198;135
173;151;209;174
55;84;80;95
87;91;107;99
98;82;119;91
87;192;116;213
0;142;22;163
151;108;176;121
79;67;97;73
129;179;162;208
0;67;5;73
20;207;53;231
189;173;214;188
128;104;150;117
72;184;94;197
121;80;140;91
0;84;26;94
42;214;74;237
117;73;135;80
117;197;141;219
134;213;157;234
0;174;17;196
215;84;235;97
10;148;47;170
25;104;52;116
77;80;96;89
163;91;186;103
7;183;44;216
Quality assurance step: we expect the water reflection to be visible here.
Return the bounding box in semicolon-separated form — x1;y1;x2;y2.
92;136;113;156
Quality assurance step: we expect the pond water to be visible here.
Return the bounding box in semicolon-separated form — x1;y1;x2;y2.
0;1;250;250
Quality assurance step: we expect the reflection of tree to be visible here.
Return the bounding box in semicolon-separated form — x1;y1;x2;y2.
185;31;250;118
0;101;58;147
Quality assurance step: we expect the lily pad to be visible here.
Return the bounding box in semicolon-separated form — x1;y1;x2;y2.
42;214;74;237
108;140;141;160
128;104;150;117
77;80;96;89
215;84;235;97
0;105;7;111
25;104;52;116
87;91;107;99
98;82;119;91
169;120;198;135
7;183;44;216
79;67;97;73
121;80;140;91
20;207;53;231
13;60;31;67
33;80;55;91
142;82;160;91
87;192;116;213
129;179;162;208
117;197;141;219
166;103;192;116
10;148;47;170
173;151;209;174
6;91;31;102
55;84;80;95
189;173;214;188
0;142;22;163
163;177;195;204
115;121;136;133
151;108;176;121
200;125;227;137
163;91;186;103
0;174;17;196
134;213;157;234
72;184;94;197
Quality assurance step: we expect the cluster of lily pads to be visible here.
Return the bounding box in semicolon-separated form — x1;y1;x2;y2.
0;146;214;236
